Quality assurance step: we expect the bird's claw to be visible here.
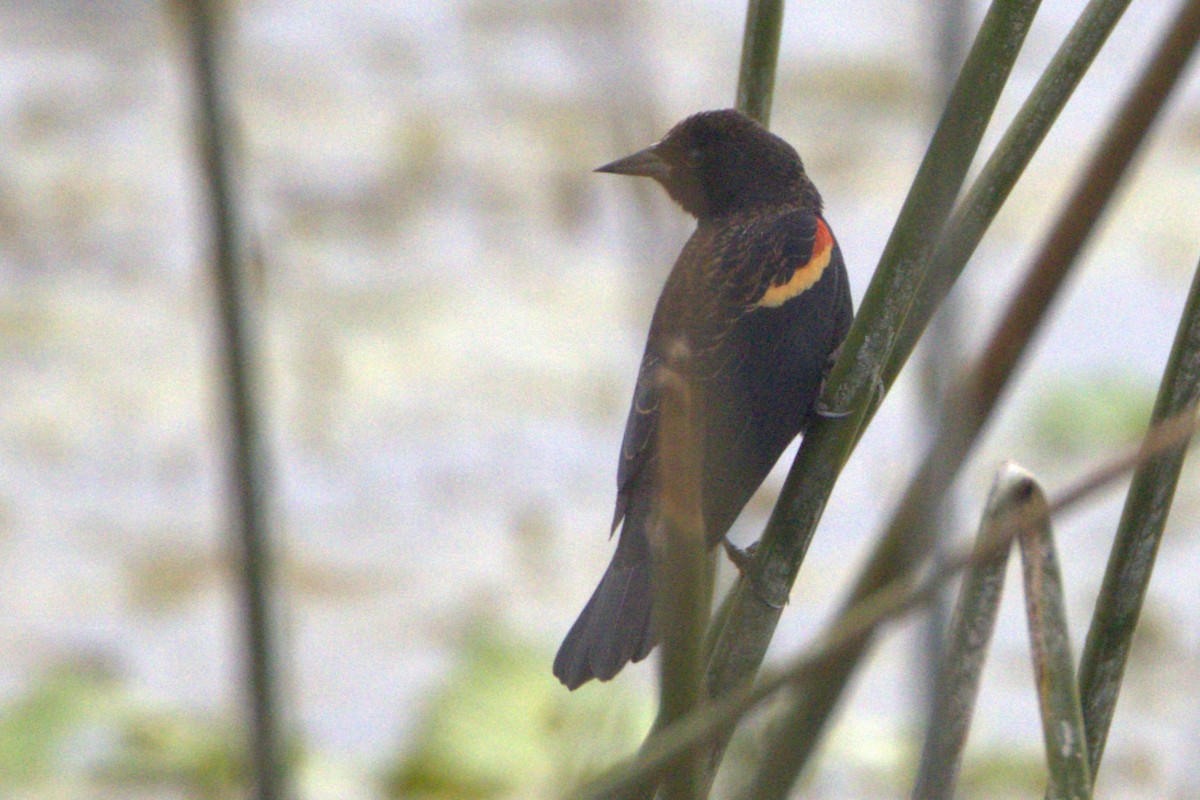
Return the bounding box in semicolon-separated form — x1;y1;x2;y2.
815;342;849;419
816;362;887;420
816;401;851;419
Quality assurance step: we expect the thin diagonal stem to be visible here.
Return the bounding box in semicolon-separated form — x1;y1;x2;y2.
1078;150;1200;783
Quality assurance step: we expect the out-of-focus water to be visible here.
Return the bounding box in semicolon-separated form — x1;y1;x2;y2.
2;0;1199;796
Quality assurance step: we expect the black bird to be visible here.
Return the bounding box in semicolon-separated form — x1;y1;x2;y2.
554;109;854;689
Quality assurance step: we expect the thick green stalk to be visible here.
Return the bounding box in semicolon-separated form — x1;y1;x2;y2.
703;0;1043;784
735;0;785;125
181;2;286;800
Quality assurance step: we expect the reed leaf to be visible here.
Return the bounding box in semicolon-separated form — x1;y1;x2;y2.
911;465;1028;800
1015;475;1092;800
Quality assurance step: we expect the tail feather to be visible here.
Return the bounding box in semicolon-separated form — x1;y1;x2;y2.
553;556;655;689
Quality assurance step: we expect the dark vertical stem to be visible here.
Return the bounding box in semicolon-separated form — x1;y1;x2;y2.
916;0;971;736
700;0;786;684
735;0;785;126
181;3;286;799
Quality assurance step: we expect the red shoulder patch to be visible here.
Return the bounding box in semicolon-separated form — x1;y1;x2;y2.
755;218;834;308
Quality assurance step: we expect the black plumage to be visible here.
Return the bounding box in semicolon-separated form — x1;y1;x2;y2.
554;110;854;690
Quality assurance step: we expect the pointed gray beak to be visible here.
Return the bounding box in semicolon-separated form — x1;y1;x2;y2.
595;145;670;179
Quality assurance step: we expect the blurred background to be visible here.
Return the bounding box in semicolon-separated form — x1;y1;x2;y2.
1;1;1199;798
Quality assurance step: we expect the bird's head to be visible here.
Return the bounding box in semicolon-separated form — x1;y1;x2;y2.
595;109;818;219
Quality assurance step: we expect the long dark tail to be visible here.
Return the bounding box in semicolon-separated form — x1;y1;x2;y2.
553;520;656;689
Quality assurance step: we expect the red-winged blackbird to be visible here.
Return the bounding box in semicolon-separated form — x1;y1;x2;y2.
554;109;854;689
